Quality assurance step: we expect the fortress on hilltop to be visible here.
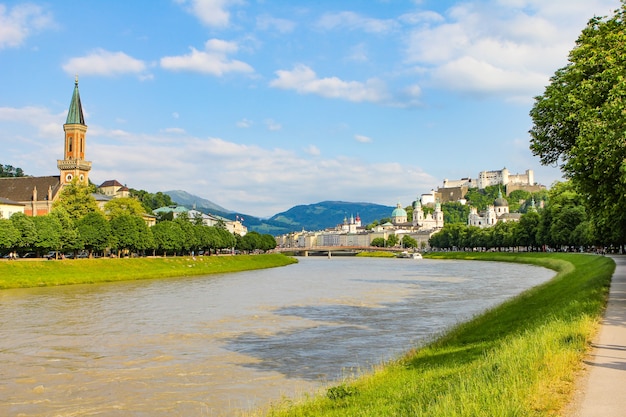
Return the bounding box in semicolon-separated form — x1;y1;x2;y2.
435;167;545;204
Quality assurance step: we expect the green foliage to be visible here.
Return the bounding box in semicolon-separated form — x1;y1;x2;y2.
530;4;626;245
0;218;20;251
32;215;62;254
0;164;25;177
76;211;111;254
104;197;147;219
401;234;417;249
386;234;399;247
442;202;470;224
130;189;176;212
152;221;184;255
370;237;385;247
465;185;503;211
10;213;37;252
53;179;99;220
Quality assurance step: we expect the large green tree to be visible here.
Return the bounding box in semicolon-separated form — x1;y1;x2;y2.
0;218;20;252
76;211;111;257
53;179;99;220
529;3;626;245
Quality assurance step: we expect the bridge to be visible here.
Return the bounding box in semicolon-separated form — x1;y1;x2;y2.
274;245;400;257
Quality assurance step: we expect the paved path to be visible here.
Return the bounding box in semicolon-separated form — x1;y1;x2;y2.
567;255;626;417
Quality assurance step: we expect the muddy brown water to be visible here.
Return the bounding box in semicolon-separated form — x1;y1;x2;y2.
0;257;554;416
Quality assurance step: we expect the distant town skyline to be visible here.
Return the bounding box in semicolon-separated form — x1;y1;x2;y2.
0;0;620;217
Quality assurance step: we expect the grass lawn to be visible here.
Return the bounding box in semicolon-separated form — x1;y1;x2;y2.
258;252;614;417
0;253;298;289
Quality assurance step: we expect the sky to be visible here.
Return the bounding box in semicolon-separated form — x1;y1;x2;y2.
0;0;621;218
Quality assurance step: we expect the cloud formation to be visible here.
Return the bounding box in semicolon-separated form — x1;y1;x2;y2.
160;39;254;76
270;64;389;103
63;49;147;77
0;3;54;49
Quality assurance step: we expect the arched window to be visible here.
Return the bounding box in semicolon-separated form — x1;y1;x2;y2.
68;138;73;153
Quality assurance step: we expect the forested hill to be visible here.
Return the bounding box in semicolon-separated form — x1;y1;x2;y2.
265;201;394;233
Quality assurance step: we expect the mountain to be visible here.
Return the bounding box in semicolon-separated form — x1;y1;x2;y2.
164;190;230;213
267;201;394;232
162;191;395;235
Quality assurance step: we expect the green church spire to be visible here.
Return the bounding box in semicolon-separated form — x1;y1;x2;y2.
66;75;85;125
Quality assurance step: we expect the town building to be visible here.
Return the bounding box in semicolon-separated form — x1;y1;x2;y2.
0;197;24;219
153;205;246;235
467;189;521;228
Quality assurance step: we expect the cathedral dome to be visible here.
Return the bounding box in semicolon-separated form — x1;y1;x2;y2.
391;203;407;218
494;189;508;207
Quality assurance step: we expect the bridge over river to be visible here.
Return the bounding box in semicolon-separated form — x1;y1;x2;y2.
275;245;404;256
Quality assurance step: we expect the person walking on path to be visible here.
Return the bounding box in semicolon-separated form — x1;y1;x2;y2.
567;255;626;417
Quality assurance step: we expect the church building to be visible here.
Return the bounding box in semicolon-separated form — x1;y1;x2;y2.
0;77;91;216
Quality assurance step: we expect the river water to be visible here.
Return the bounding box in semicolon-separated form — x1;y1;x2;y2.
0;257;554;416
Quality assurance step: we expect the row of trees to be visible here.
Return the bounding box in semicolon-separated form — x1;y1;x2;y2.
428;181;597;252
0;181;276;257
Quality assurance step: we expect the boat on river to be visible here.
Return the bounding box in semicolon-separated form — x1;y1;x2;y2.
397;251;422;259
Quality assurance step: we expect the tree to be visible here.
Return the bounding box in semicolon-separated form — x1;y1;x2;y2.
32;215;62;255
0;164;25;177
401;234;417;249
10;213;37;253
0;218;20;252
529;4;626;246
53;179;99;220
370;237;385;247
442;202;470;224
386;234;399;247
151;221;184;256
104;197;146;220
76;211;111;257
50;207;81;253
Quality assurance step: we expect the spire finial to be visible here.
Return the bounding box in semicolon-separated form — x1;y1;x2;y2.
75;74;79;85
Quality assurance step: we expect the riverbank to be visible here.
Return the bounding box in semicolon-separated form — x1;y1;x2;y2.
0;253;297;289
258;252;614;417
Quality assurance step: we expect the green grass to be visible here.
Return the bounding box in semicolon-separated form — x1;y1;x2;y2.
257;252;614;417
0;253;297;289
355;251;397;258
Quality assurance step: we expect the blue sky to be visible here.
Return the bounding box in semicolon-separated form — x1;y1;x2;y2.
0;0;620;217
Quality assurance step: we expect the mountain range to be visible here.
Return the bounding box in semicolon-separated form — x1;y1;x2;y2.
164;190;394;235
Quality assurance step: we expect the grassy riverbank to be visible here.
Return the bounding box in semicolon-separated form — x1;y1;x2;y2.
259;252;614;417
0;253;297;289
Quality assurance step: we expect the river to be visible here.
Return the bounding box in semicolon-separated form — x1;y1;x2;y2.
0;256;554;416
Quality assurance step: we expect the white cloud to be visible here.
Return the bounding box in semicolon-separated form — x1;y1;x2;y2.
174;0;241;28
63;49;147;77
265;119;282;131
237;118;253;128
403;0;619;99
0;3;54;49
87;133;437;217
256;14;296;33
317;11;399;33
354;134;373;143
160;39;254;76
304;145;321;156
270;64;390;103
0;106;63;138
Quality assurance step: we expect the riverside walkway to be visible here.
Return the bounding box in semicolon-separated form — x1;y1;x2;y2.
567;255;626;417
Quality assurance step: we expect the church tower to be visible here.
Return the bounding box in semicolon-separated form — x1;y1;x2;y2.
58;76;91;185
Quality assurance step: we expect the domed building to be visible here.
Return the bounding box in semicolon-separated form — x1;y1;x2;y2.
468;188;521;228
391;203;407;224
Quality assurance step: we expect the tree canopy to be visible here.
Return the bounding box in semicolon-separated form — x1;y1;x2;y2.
529;2;626;245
